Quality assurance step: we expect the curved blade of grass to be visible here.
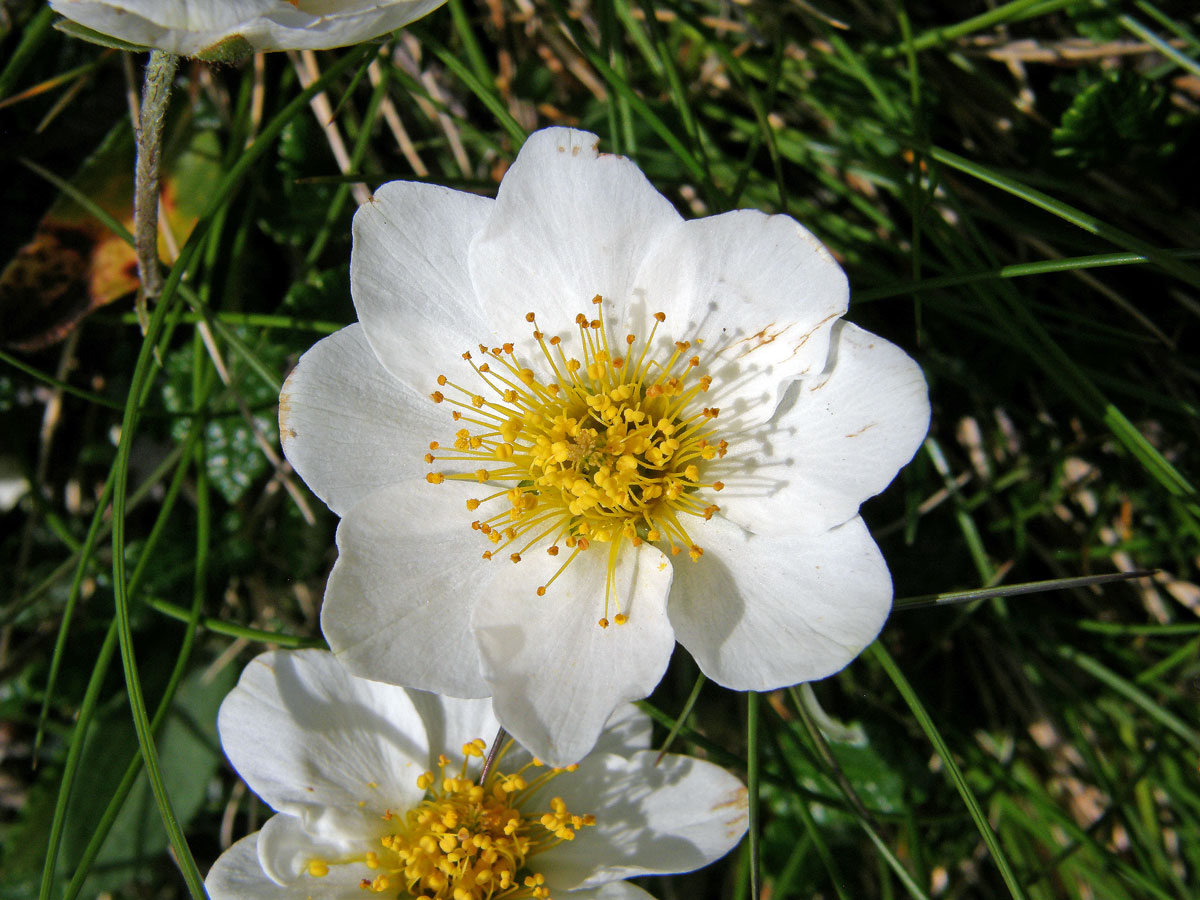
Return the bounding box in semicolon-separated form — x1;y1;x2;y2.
110;294;207;897
118;309;345;333
634;0;709;167
1117;13;1200;79
761;711;852;900
787;687;931;898
36;620;118;900
886;0;1086;55
772;697;927;899
19;154;136;244
422;33;526;146
745;691;762;900
894;570;1158;611
64;561;211;900
541;0;709;187
300;59;390;270
927;145;1200;291
0;348;125;409
1133;0;1200;49
0;5;55;99
33;464;115;756
35;430;192;753
654;672;706;763
99;44;374;898
870;643;1030;900
5;430;187;630
145;596;322;647
60;360;214;900
39;403;207;898
924;437;993;582
445;0;492;86
1057;645;1200;753
928;186;1197;505
853;249;1200;303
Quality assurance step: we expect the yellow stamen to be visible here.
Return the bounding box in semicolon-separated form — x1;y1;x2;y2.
336;741;594;899
425;297;727;626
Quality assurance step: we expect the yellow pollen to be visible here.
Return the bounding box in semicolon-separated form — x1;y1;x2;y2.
424;297;728;627
334;740;596;900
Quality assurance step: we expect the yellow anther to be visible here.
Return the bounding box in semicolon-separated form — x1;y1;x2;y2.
427;298;729;627
307;859;330;877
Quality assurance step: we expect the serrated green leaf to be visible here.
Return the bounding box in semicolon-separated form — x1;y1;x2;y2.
1052;72;1173;167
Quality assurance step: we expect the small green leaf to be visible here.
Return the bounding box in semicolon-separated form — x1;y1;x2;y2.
1052;72;1173;167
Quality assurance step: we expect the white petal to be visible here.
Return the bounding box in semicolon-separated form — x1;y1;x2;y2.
206;831;366;900
49;0;273;54
402;692;501;768
714;321;929;537
669;515;892;690
351;181;495;389
472;541;675;766
632;209;848;430
592;703;653;756
256;814;363;886
469;128;682;332
216;649;428;826
562;883;657;900
255;0;447;50
50;0;444;54
279;324;435;516
539;750;747;890
321;479;491;698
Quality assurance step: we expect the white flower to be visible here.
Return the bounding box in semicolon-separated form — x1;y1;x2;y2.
279;126;930;765
50;0;446;57
206;649;748;900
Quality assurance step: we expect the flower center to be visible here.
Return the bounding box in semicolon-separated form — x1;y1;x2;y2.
306;740;592;900
424;296;727;626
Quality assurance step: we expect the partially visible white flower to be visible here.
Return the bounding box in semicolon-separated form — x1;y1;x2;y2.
50;0;446;57
0;456;30;513
280;126;930;766
206;649;748;900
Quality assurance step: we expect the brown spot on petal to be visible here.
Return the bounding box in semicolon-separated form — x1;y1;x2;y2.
845;423;876;438
278;387;297;441
733;322;791;358
712;786;748;811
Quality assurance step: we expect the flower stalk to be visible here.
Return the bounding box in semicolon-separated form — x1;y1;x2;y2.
133;50;177;333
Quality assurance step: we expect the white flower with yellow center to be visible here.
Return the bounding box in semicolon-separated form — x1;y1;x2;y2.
279;127;930;765
49;0;446;57
205;649;749;900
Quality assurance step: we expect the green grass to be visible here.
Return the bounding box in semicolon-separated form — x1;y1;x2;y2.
1;1;1198;898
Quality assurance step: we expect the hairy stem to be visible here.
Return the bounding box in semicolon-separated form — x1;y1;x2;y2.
133;50;178;331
